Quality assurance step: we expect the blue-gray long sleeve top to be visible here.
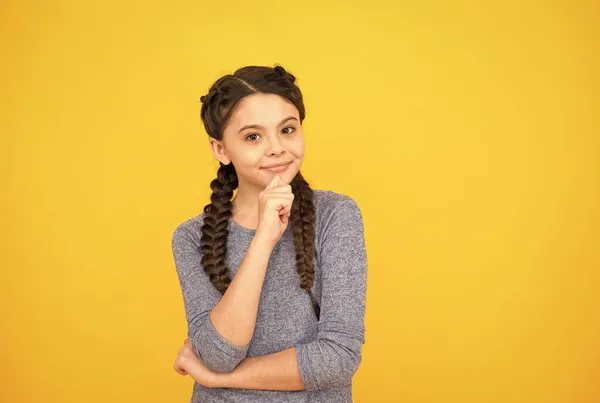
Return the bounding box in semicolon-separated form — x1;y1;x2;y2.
171;189;368;402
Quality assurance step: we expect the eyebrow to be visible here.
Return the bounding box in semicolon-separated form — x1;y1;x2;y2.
237;116;298;133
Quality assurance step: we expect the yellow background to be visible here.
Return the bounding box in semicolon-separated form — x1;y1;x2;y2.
1;0;599;402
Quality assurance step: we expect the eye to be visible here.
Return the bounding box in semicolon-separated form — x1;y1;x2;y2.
244;127;295;142
245;133;260;142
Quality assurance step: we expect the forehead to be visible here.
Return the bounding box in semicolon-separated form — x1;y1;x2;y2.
228;93;299;128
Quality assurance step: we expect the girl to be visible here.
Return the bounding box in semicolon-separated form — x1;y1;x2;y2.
171;64;368;402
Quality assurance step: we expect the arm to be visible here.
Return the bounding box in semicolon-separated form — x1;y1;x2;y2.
171;223;274;373
208;197;368;391
295;198;368;391
211;347;305;391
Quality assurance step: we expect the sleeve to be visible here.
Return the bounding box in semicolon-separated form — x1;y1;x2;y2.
171;223;250;373
295;197;368;391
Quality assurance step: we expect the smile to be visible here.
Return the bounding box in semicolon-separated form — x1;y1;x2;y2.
261;162;291;173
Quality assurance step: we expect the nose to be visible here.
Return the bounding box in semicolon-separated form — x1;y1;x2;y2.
266;133;284;156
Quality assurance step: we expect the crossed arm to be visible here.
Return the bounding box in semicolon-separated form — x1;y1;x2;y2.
172;197;367;392
180;345;305;390
218;347;305;390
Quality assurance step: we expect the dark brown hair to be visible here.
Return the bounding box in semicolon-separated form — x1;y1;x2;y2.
199;64;320;320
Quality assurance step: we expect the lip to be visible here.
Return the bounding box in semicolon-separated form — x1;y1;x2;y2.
261;161;292;169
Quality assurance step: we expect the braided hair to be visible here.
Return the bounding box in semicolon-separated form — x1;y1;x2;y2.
199;65;320;320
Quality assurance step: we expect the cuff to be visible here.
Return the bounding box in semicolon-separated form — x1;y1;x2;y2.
295;342;318;391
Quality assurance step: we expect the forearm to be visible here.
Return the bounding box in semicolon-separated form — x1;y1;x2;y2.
209;235;274;347
214;347;305;391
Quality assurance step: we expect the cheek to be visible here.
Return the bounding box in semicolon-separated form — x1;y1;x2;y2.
290;138;305;158
234;149;262;167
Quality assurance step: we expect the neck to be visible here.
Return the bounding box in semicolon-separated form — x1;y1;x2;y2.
231;181;261;229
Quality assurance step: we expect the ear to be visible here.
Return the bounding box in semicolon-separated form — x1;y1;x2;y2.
208;137;231;165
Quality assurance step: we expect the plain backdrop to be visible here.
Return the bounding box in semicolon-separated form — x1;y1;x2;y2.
1;0;599;402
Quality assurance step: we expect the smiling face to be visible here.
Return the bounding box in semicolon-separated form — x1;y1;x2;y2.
209;92;305;190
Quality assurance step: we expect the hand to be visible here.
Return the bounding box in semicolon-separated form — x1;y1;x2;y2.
255;174;294;246
173;338;218;388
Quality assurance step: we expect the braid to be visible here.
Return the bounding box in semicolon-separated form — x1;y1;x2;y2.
198;64;318;319
200;162;238;294
290;172;320;320
200;166;320;319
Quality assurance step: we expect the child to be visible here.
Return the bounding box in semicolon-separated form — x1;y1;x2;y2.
172;64;368;402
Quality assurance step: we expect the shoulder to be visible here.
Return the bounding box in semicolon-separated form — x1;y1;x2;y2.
171;211;206;248
312;189;364;228
313;188;362;212
312;190;365;257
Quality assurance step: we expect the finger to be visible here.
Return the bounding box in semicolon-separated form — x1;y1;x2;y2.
262;184;293;194
279;203;292;215
266;197;294;212
262;191;293;201
264;174;281;190
281;204;292;215
265;195;294;204
174;362;186;375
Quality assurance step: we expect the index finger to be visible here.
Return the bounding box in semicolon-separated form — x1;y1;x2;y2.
265;174;282;190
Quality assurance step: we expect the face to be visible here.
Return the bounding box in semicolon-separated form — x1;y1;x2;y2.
209;92;305;189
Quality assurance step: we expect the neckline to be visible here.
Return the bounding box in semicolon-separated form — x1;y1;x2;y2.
228;217;292;240
228;217;257;234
